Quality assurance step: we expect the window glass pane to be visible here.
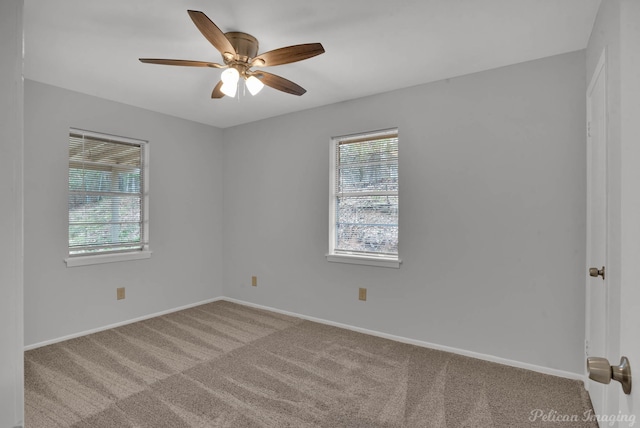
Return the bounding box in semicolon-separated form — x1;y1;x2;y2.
338;138;398;194
336;195;398;254
332;130;398;258
68;130;146;256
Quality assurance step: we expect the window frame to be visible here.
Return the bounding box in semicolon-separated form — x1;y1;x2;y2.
65;128;151;267
327;128;401;268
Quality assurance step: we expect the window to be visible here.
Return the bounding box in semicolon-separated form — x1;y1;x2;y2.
65;129;150;267
327;128;400;268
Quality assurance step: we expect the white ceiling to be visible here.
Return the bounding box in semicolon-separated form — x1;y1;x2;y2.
23;0;601;129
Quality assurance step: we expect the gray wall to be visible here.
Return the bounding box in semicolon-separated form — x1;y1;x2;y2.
222;51;587;374
24;80;225;346
0;0;24;425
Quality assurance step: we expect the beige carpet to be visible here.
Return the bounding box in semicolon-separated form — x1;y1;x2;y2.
25;301;596;427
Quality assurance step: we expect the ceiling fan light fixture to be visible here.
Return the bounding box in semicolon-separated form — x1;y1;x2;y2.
220;81;237;97
221;67;239;84
220;67;239;97
245;75;264;96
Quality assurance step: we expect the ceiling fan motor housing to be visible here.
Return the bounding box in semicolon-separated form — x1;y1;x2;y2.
224;32;259;63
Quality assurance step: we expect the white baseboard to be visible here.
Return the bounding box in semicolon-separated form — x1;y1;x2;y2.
23;294;586;383
222;297;586;383
23;296;225;351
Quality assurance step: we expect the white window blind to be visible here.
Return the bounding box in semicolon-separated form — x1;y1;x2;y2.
330;129;399;261
68;129;148;257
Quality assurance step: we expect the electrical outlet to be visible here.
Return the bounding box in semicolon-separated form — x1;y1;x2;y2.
359;288;367;301
252;276;257;287
117;287;125;300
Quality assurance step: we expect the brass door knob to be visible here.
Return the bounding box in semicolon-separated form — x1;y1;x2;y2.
589;266;605;280
587;357;612;384
587;356;632;394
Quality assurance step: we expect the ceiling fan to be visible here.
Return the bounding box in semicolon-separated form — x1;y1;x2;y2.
139;10;325;99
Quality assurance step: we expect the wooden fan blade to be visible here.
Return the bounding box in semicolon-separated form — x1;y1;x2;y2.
187;10;236;57
139;58;224;68
211;81;225;98
252;43;324;67
256;71;306;96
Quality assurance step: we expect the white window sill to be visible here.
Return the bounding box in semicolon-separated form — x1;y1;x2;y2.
326;253;401;269
65;250;152;267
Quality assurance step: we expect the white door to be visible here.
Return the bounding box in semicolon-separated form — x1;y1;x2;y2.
585;50;608;420
618;0;640;423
